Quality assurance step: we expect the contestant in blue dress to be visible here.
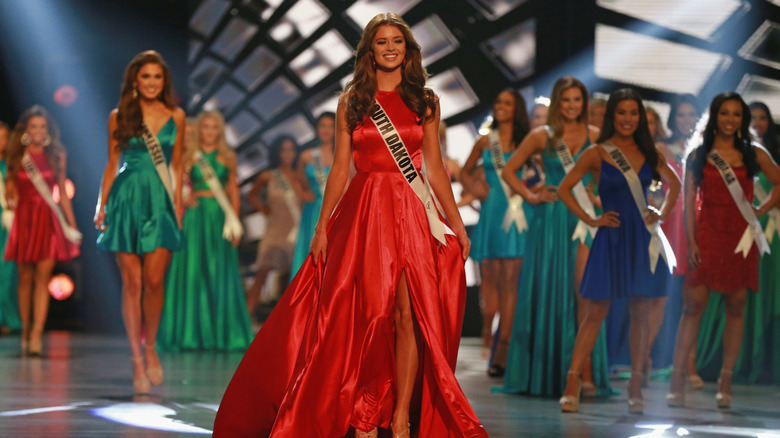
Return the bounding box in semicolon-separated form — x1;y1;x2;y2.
558;89;681;414
460;89;534;376
290;112;335;278
496;76;608;397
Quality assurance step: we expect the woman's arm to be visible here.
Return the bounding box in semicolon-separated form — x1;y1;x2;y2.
56;151;79;236
653;155;682;223
755;144;780;216
459;136;489;200
94;110;122;230
558;146;618;228
501;128;554;204
226;156;241;216
248;171;270;214
171;108;186;228
295;149;315;202
684;155;700;269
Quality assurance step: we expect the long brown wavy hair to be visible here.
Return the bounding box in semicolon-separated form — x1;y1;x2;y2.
342;13;436;132
114;50;176;149
6;105;66;180
183;110;236;172
546;76;589;154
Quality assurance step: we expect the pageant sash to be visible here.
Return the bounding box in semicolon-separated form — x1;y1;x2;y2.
708;151;770;257
754;180;780;244
21;153;81;243
545;126;597;243
140;121;175;204
601;143;676;273
370;101;452;245
310;149;328;196
273;169;301;243
193;151;244;241
488;130;527;233
0;169;12;230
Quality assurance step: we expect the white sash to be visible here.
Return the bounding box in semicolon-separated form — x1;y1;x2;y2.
193;151;244;241
272;169;301;243
708;151;770;257
0;167;12;230
310;148;328;196
488;130;527;233
370;101;453;245
545;126;597;243
140;122;175;204
754;178;780;244
601;143;676;273
21;153;81;244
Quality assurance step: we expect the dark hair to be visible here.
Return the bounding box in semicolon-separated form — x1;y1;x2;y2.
6;105;66;179
597;89;660;180
0;120;9;132
688;92;757;185
268;135;297;169
748;101;780;164
666;93;700;144
490;88;530;149
317;111;336;123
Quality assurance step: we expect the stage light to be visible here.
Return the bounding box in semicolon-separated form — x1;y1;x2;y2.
596;0;748;41
444;122;479;166
289;30;352;88
52;178;75;203
48;273;74;301
232;46;282;91
346;0;422;28
268;0;329;52
204;82;244;112
739;20;780;70
226;110;262;146
737;74;780;124
242;212;267;241
466;0;529;21
188;57;226;109
91;403;212;435
190;0;230;38
480;19;536;81
306;86;341;119
53;85;78;107
236;144;268;184
261;113;315;147
595;24;731;95
211;17;258;62
249;76;300;120
427;68;480;119
412;15;460;65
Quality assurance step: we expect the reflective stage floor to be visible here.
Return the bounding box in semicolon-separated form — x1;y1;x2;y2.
1;332;779;437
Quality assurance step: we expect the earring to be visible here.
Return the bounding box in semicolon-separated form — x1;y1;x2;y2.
133;87;138;99
42;134;51;147
737;130;742;139
21;133;31;146
370;53;376;69
403;58;407;68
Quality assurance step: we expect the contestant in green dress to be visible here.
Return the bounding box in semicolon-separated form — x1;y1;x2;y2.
159;110;252;351
0;122;20;333
95;51;185;395
290;112;335;277
495;77;611;397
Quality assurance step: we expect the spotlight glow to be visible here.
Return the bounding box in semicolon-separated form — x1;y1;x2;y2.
48;274;74;301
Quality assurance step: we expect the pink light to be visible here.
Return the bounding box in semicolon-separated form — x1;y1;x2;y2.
52;179;75;203
53;85;78;107
48;274;74;301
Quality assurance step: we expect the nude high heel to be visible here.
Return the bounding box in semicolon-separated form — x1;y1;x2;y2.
559;371;582;413
144;343;164;386
716;369;733;409
390;422;410;438
627;373;644;414
131;356;151;395
666;368;686;408
354;427;378;438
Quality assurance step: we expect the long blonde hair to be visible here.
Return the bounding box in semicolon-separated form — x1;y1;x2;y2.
184;110;236;171
546;76;589;154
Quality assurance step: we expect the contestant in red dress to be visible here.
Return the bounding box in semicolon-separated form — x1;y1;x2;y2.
667;92;780;409
4;106;81;356
213;12;487;438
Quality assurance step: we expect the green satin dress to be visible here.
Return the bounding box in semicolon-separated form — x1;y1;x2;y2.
0;159;21;331
96;117;183;253
695;172;779;383
158;150;253;351
495;140;611;397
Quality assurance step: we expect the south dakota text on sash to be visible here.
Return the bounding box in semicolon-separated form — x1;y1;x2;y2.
371;107;418;183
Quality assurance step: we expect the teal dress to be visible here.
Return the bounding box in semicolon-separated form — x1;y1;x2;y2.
0;159;20;331
290;159;330;276
470;149;534;260
97;117;183;253
496;141;612;397
158;151;253;351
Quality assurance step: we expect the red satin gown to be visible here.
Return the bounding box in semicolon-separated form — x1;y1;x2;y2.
4;150;79;263
213;90;488;437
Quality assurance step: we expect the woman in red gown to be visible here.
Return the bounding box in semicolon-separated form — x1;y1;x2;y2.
667;92;780;408
4;105;81;355
213;12;487;438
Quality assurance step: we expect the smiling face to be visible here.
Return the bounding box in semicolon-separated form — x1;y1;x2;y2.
134;63;165;100
199;116;220;147
371;25;406;71
560;87;584;122
530;105;548;129
613;99;640;139
674;102;698;137
317;115;335;145
493;91;516;124
716;99;743;138
279;139;297;167
751;107;769;139
26;116;49;147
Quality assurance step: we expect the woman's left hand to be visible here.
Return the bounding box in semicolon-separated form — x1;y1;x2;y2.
455;226;470;261
644;206;662;225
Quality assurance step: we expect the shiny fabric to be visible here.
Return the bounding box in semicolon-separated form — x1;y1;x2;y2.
214;90;488;437
0;159;20;331
469;149;533;260
685;163;758;293
158;151;252;351
581;161;668;300
496;142;612;397
256;170;299;270
290;154;330;277
695;172;779;383
96;117;183;254
4;151;79;263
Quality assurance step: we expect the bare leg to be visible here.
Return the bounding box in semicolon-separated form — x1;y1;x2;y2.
574;243;595;388
16;263;34;353
719;288;748;401
491;258;523;369
645;296;668;377
142;248;172;385
115;252;146;389
392;270;417;435
479;260;499;352
628;297;651;406
668;285;709;400
29;258;56;354
247;267;271;318
561;299;611;409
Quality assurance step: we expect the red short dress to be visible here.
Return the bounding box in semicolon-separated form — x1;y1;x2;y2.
685;162;758;293
4;150;80;263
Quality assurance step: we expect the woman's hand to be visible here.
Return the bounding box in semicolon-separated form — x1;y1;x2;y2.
232;236;241;247
454;226;471;261
471;181;490;201
687;241;701;270
591;211;620;228
94;207;106;231
310;226;328;265
531;185;558;205
301;190;316;203
644;206;662;225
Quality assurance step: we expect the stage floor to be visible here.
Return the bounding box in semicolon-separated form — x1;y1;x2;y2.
1;331;779;437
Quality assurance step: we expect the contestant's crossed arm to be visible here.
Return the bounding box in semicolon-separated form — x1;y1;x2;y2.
557;147;619;228
501;128;556;205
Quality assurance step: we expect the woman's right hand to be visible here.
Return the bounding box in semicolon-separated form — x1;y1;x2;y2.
687;241;701;270
531;185;558;205
310;226;328;265
471;181;490;200
94;208;107;231
590;211;620;228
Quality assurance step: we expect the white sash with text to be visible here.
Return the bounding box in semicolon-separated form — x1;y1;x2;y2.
21;153;81;244
193;151;244;241
488;130;527;233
